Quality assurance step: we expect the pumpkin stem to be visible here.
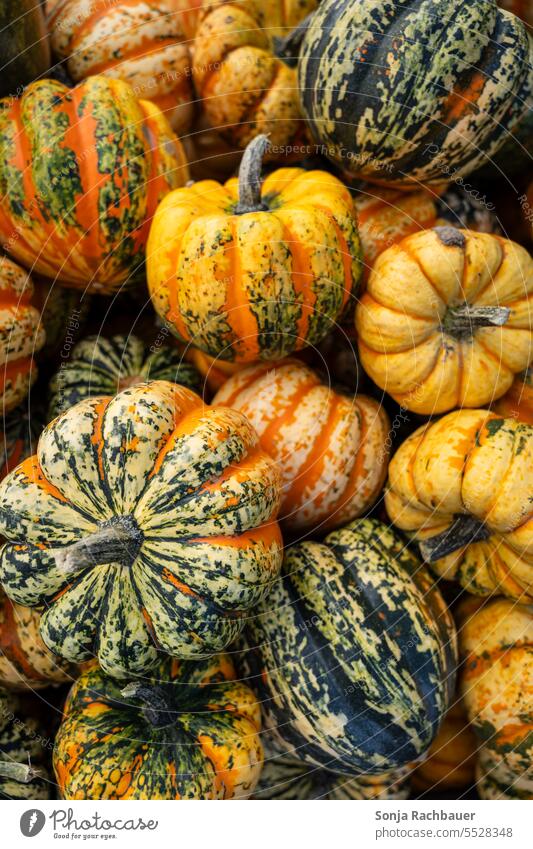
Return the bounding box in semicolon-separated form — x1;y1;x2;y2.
442;305;510;339
0;755;39;784
121;683;175;728
273;11;315;66
419;515;491;562
234;134;270;215
53;515;143;574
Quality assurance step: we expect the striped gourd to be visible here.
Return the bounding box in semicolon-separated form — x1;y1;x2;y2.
48;0;194;134
47;334;203;419
356;228;533;415
54;655;263;800
494;366;533;423
0;687;51;800
213;360;389;533
0;257;45;414
460;599;533;800
240;518;457;774
0;76;189;292
298;0;532;187
385;409;533;602
0;380;283;677
147;135;362;362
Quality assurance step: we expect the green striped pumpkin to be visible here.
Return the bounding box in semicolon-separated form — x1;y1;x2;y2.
298;0;532;187
240;518;457;774
0;688;51;800
0;380;283;678
47;334;203;419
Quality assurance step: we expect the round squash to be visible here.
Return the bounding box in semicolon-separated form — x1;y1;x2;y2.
54;654;263;800
48;0;194;135
213;360;389;533
356;227;533;415
147;134;362;362
494;366;533;423
0;256;45;414
298;0;531;187
0;380;283;678
0;76;189;292
385;409;533;602
240;518;457;774
412;701;478;792
460;598;533;800
0;0;50;98
192;0;317;152
47;333;203;419
0;688;51;800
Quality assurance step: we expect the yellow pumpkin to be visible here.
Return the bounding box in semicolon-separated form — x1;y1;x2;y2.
356;227;533;414
213;359;389;532
385;409;533;602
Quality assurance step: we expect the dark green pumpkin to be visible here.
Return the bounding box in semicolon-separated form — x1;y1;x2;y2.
240;518;457;774
0;0;51;98
298;0;531;187
0;688;51;800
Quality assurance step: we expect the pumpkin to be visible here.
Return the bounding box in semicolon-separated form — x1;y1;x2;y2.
240;518;457;774
412;701;478;792
385;409;533;602
1;403;44;483
459;598;533;800
0;76;189;292
0;0;50;98
147;134;362;362
494;366;533;423
192;1;317;152
0;256;45;414
0;380;283;678
0;688;51;800
54;654;263;799
47;333;203;419
356;227;533;415
31;277;91;357
213;360;389;533
47;0;194;135
0;589;75;691
298;0;532;187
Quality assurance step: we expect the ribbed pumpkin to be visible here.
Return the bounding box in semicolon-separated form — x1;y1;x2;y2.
0;380;282;678
494;366;533;423
0;257;45;414
48;0;194;134
47;333;203;419
54;654;263;800
240;518;457;774
356;227;533;414
460;598;533;800
0;76;189;292
0;688;51;800
192;0;317;151
147;135;362;362
0;589;75;691
412;701;478;792
298;0;531;187
213;360;389;533
0;0;50;98
385;409;533;602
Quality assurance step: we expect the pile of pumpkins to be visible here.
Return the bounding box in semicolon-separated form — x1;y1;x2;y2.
0;0;531;801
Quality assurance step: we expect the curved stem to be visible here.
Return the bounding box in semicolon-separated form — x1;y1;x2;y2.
234;134;270;215
273;11;316;66
121;683;175;728
0;756;39;784
442;305;510;340
53;515;143;574
419;515;491;562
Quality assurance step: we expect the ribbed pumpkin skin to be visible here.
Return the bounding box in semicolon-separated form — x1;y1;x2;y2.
0;380;283;677
0;688;51;799
147;168;361;362
0;257;45;414
298;0;531;187
356;228;533;415
240;519;457;774
54;654;263;800
0;76;189;292
193;0;317;151
494;366;533;423
385;410;533;602
412;702;478;792
213;360;389;532
47;333;203;419
460;599;533;800
0;589;75;691
48;0;194;134
166;0;317;39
